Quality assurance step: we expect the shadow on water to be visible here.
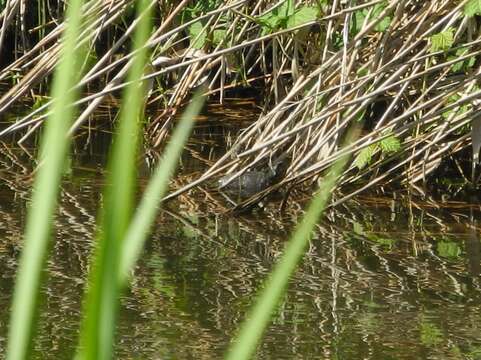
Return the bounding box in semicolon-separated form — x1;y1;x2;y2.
1;103;481;358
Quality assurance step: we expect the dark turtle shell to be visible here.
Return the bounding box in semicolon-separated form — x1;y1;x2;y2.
218;158;286;198
218;169;276;198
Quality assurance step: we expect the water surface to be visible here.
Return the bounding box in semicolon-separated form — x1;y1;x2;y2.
0;107;481;359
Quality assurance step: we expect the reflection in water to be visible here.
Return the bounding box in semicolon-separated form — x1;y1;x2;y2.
466;226;481;277
1;125;481;358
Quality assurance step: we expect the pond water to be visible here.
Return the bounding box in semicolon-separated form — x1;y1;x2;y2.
1;105;481;359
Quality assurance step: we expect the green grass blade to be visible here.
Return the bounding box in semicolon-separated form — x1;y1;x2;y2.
225;155;350;360
77;0;152;358
6;1;86;359
119;92;204;283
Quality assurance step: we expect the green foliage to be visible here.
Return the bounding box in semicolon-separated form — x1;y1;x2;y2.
352;2;392;34
31;96;49;111
257;1;320;35
467;346;481;359
286;6;319;29
379;135;401;153
7;0;201;354
181;0;223;49
331;31;345;50
119;93;203;281
5;0;87;358
449;48;476;73
188;21;207;49
212;28;227;46
278;0;295;18
354;144;377;170
352;221;396;249
420;320;443;346
257;2;293;35
357;68;369;77
437;240;461;259
352;221;365;235
188;19;232;49
353;108;367;122
354;134;401;170
430;28;455;53
183;0;221;15
464;0;481;17
442;93;470;120
371;236;395;249
78;0;153;358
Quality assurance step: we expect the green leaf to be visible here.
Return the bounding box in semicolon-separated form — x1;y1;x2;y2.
442;93;470;119
189;21;207;49
442;94;459;119
183;0;221;15
5;0;87;358
450;57;465;73
357;68;369;77
437;241;461;259
352;10;365;34
449;48;476;73
468;346;481;358
464;0;481;17
332;31;344;50
354;144;378;170
119;93;203;281
78;0;154;357
32;96;49;111
287;0;295;17
353;222;364;235
351;2;391;34
353;108;367;122
371;3;391;32
257;12;282;35
257;0;300;34
420;320;443;346
277;0;295;19
375;16;391;32
467;55;476;68
371;235;395;249
354;135;400;170
430;28;455;53
286;6;319;29
212;28;227;45
379;135;401;154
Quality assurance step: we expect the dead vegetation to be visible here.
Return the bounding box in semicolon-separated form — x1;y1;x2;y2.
1;0;481;209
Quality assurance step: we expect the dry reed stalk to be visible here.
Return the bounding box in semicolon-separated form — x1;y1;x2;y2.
193;0;481;209
0;0;480;209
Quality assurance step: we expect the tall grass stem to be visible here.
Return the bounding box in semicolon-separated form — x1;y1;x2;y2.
77;0;152;358
6;0;86;358
120;92;204;283
225;153;351;360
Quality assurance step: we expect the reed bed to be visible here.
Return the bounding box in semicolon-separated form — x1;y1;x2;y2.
166;0;481;210
1;1;481;209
